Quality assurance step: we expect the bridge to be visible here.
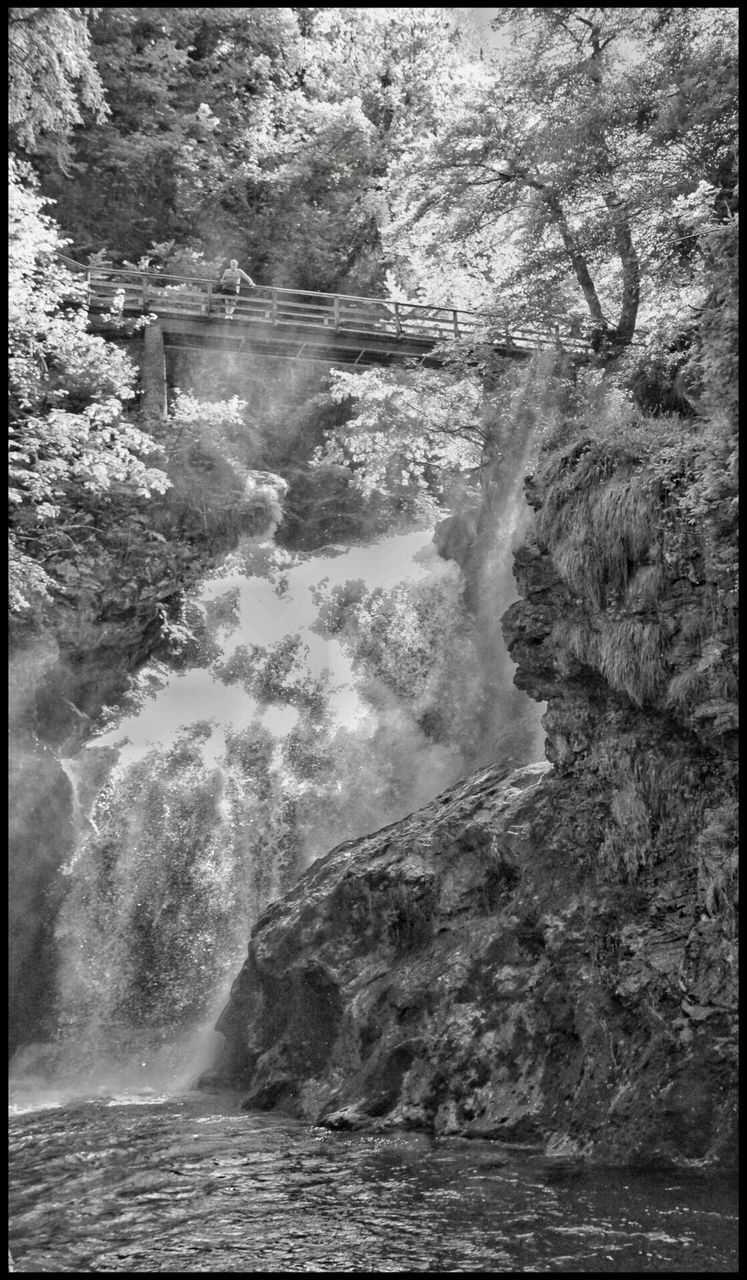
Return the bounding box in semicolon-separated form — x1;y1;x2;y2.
61;259;592;368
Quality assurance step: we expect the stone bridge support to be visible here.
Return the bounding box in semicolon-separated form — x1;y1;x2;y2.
141;321;167;421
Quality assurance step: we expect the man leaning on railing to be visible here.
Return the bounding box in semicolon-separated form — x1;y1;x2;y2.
218;259;256;318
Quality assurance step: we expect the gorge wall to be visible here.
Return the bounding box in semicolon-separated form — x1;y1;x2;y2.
209;419;738;1171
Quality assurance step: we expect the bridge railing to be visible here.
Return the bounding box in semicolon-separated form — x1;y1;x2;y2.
62;260;594;353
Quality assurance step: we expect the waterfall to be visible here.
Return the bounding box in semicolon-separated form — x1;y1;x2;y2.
11;530;480;1100
474;422;547;766
9;363;552;1103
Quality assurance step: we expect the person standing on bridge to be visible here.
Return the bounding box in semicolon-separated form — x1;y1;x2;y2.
219;259;255;318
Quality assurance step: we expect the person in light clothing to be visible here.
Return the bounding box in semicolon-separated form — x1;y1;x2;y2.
219;259;255;317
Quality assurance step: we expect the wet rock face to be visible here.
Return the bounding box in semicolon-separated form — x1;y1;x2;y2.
212;432;736;1170
211;759;736;1169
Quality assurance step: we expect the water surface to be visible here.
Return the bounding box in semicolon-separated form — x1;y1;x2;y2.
8;1093;738;1272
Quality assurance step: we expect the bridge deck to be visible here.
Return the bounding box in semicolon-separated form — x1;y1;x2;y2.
62;260;592;366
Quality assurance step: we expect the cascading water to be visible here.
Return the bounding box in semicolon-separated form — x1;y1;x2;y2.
12;515;540;1106
471;429;548;765
9;351;554;1108
10;361;737;1275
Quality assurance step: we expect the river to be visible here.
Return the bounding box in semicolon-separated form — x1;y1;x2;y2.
9;494;738;1273
8;1091;738;1273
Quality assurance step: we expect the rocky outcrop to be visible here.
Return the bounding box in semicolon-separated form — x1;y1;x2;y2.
210;427;737;1171
209;754;736;1169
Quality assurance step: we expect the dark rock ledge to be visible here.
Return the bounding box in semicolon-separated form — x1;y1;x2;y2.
207;759;737;1171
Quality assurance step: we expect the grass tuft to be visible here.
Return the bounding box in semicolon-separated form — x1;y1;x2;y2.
538;452;659;610
552;616;667;707
596;618;667;707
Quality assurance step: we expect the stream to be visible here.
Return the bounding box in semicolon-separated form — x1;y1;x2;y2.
8;1092;739;1273
9;516;737;1274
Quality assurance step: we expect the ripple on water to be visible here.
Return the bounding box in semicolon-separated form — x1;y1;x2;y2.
8;1097;740;1273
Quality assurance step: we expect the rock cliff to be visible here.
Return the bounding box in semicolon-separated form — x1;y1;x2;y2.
210;752;735;1168
210;424;737;1171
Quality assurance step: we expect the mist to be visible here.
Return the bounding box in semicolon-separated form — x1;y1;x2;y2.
9;340;547;1104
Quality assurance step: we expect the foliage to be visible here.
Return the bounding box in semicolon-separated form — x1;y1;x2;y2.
553;614;667;711
34;7;467;292
8;7;739;1077
154;390;285;549
540;341;737;722
8;152;290;753
9;7;108;160
214;633;328;717
32;7;298;261
679;192;739;429
595;618;667;709
665;640;737;717
384;7;738;353
538;371;737;594
311;366;484;523
591;740;737;926
311;563;489;761
538;450;658;611
9;5;739;856
8;157;170;616
616;179;738;417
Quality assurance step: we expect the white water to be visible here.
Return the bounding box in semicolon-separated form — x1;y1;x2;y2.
10;362;548;1107
14;523;541;1105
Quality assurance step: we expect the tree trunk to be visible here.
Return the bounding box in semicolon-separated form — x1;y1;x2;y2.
544;191;607;327
604;192;640;346
518;169;608;330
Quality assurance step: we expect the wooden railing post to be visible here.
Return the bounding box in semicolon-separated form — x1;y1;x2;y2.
393;301;403;336
206;281;212;315
452;310;460;339
333;296;340;330
141;272;150;310
271;289;278;325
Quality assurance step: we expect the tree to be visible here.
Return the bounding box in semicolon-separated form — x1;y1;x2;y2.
310;366;484;524
9;156;169;617
34;7;468;292
30;7;302;260
310;563;489;764
9;7;108;162
385;7;738;356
